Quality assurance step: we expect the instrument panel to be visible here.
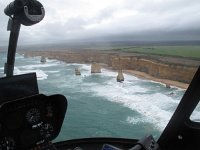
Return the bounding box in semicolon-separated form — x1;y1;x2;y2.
54;138;138;150
53;135;159;150
0;94;67;149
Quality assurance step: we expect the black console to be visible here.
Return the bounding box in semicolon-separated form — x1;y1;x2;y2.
53;135;159;150
0;94;67;149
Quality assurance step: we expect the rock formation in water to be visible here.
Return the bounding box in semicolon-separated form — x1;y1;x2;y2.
40;56;46;63
75;68;81;75
91;63;101;73
166;84;171;88
117;69;124;82
116;57;124;82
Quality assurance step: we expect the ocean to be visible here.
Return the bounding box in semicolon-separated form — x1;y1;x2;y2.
0;52;189;142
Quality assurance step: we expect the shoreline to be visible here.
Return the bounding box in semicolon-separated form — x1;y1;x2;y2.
101;64;188;90
123;70;188;90
21;51;194;90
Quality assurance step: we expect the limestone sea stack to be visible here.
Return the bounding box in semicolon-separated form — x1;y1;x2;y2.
166;84;171;88
40;56;46;63
117;69;124;82
75;68;81;75
91;63;101;73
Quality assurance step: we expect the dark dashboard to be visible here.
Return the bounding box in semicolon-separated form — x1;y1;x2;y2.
0;94;67;149
0;92;159;150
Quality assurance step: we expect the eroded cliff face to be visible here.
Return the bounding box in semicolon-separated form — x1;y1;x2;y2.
23;51;198;84
111;56;197;83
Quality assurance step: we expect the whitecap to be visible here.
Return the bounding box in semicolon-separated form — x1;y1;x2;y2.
80;64;91;71
14;67;48;80
19;63;59;69
126;116;146;125
85;72;180;131
45;71;60;73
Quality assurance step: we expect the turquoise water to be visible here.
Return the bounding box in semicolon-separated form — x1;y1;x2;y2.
0;52;186;141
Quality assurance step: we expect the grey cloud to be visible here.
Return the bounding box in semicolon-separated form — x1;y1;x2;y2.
65;17;88;31
125;0;199;13
0;0;200;45
93;7;116;22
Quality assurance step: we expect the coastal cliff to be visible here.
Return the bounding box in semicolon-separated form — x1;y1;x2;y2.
22;50;198;85
111;56;197;83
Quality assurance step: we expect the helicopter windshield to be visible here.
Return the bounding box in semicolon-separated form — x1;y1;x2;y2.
0;0;200;144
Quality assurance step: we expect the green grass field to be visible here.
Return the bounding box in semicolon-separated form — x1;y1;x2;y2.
109;45;200;60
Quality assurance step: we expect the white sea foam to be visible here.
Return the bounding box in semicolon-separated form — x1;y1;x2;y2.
14;67;48;80
80;64;91;71
45;71;60;73
16;54;24;59
190;111;200;122
83;69;181;131
190;103;200;122
45;59;59;63
126;116;146;124
19;63;59;69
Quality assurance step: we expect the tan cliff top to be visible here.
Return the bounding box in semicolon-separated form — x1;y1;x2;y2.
24;49;200;67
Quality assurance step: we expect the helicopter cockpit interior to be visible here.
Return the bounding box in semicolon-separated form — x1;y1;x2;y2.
0;0;200;150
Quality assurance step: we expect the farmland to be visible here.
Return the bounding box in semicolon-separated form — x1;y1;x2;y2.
105;45;200;60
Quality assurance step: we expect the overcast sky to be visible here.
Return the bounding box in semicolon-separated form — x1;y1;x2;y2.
0;0;200;45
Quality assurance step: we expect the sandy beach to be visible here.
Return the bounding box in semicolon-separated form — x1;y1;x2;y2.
123;70;189;90
101;64;189;89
